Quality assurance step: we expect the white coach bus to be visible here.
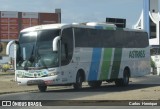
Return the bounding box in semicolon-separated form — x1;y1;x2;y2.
6;22;150;92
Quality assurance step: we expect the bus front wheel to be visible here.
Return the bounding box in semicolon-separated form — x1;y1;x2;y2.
38;85;47;92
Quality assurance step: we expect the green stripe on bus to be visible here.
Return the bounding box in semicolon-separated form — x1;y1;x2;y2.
99;48;112;80
110;48;122;79
116;28;124;30
105;27;114;30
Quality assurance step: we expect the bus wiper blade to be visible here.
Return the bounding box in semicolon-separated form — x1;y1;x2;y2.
29;45;35;63
24;45;35;70
27;66;48;70
24;66;29;70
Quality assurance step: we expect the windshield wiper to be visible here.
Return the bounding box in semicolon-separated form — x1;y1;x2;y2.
24;45;35;70
29;45;35;63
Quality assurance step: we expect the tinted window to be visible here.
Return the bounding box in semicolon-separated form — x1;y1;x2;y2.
61;28;74;65
74;27;148;48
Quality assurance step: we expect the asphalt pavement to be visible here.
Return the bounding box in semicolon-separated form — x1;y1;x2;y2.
0;74;160;108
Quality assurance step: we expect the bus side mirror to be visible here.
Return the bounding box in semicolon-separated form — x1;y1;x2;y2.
53;36;61;52
6;40;19;55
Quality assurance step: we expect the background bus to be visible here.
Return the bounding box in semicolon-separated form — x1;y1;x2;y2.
150;45;160;75
6;22;150;92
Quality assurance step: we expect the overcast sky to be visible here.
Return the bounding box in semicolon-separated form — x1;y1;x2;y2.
0;0;147;28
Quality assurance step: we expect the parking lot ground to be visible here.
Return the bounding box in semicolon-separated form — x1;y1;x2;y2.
0;71;160;100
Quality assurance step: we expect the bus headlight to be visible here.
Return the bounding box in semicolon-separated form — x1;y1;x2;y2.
48;72;59;76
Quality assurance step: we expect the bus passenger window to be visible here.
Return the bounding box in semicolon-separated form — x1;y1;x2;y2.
61;28;73;66
61;43;69;65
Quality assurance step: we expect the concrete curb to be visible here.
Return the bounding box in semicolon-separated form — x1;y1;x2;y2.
0;90;38;95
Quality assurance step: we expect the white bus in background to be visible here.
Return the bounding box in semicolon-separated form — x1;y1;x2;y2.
6;22;150;92
150;45;160;75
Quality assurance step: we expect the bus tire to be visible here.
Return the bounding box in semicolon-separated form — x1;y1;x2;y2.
115;79;123;86
73;72;83;90
122;69;130;86
38;85;47;92
88;81;102;88
115;68;130;87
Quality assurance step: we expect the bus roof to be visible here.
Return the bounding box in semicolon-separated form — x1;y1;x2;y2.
21;23;67;32
20;22;146;33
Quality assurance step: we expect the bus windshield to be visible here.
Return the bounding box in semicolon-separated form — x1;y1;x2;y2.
16;29;60;70
150;46;160;56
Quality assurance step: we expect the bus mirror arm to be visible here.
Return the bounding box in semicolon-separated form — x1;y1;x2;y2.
6;40;18;55
53;36;61;51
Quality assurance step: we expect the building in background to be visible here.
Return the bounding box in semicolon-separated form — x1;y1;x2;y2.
0;9;61;64
133;0;160;75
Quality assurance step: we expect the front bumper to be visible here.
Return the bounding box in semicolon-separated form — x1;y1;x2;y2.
17;76;58;86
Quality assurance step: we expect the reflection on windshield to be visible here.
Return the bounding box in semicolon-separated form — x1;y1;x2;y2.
36;42;58;68
151;48;160;56
16;29;60;70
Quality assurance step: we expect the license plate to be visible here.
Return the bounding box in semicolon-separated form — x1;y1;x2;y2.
27;80;44;85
